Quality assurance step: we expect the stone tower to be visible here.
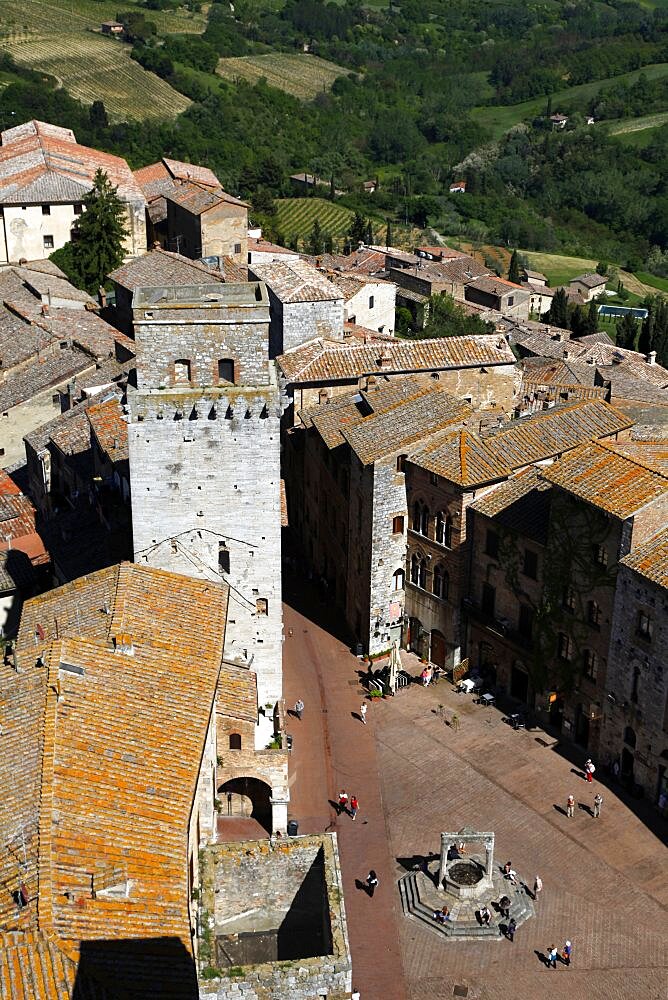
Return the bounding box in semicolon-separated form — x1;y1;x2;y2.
127;282;283;710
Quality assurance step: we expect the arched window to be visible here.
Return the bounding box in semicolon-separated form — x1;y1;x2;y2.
229;733;242;750
412;502;421;531
436;511;445;544
433;565;449;599
174;359;192;385
623;726;636;749
410;554;420;585
218;358;235;384
420;505;429;537
393;568;405;591
419;559;427;589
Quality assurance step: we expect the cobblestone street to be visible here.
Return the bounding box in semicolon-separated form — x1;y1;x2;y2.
283;595;668;1000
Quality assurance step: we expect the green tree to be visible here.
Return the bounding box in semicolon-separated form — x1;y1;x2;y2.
547;287;569;328
385;221;392;248
419;292;493;339
584;298;598;336
89;100;108;130
508;249;520;283
308;218;324;255
616;312;638;350
69;170;129;294
596;261;609;276
347;211;367;247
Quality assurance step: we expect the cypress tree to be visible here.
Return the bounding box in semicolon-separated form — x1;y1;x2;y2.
548;287;569;328
508;249;520;283
70;170;129;293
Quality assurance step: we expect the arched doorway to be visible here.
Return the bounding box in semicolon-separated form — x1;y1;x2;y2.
621;746;635;787
430;629;446;668
574;703;590;748
218;777;272;834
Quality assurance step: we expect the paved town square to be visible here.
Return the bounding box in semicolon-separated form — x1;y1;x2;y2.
283;596;668;1000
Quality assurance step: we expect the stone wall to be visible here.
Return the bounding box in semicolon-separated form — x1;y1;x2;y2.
128;287;283;708
198;834;353;1000
599;563;668;804
367;455;408;654
282;299;344;355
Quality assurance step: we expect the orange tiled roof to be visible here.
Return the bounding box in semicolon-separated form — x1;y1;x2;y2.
621;527;668;588
217;664;257;723
410;427;511;486
86;397;128;462
2;562;230;997
0;121;145;205
541;440;668;518
277;333;515;383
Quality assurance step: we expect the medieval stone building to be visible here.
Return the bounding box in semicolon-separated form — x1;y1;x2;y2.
127;282;284;714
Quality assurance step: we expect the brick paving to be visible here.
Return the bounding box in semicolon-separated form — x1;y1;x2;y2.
282;595;668;1000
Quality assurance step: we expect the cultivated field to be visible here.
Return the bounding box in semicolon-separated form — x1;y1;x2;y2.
471;62;668;139
274;198;387;244
216;53;347;100
0;1;193;121
4;0;206;36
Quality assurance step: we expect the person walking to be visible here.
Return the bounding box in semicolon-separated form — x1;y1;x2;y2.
350;795;359;821
593;792;603;818
337;790;349;815
548;945;558;969
499;895;511;919
585;758;595;782
366;870;379;898
451;712;460;732
480;906;491;926
562;940;573;966
360;703;367;725
533;875;543;899
507;917;517;942
294;698;304;721
566;793;575;818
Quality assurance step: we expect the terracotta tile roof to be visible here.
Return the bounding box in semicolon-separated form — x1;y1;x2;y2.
521;357;598;386
14;268;95;307
409;428;511;486
524;269;547;281
24;396;96;457
216;664;257;722
611;439;668;473
220;256;248;283
469;467;553;543
2;563;230;995
326;270;393;302
409;398;633;487
571;272;607;288
86;397;128;462
162;158;220;188
0;548;35;593
277;333;515;383
541;440;668;518
0;120;144;205
467;275;528;295
0;348;96;412
165;181;248;215
0;930;106;998
0;484;48;566
341;385;471;465
621;527;668;588
249;237;298;256
486;399;633;468
250;259;343;303
109;248;225;292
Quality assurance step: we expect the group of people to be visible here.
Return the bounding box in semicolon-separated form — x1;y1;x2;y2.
337;789;359;820
566;759;604;819
546;941;573;968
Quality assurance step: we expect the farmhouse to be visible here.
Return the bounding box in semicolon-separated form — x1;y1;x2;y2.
100;20;124;35
464;275;531;319
0;120;146;263
449;180;467;193
569;272;608;302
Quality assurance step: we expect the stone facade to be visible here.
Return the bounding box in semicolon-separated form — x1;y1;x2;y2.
128;283;284;709
198;834;352;1000
167;197;248;263
405;465;481;668
599;533;668;806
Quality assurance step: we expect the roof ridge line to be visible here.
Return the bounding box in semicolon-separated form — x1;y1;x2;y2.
596;439;668;480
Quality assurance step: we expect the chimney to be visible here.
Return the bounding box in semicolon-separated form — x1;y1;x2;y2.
113;633;134;656
318;389;329;405
98;286;107;309
377;348;391;368
41;303;49;317
647;351;657;366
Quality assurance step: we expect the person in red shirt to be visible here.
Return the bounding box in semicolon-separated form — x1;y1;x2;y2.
350;795;359;820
